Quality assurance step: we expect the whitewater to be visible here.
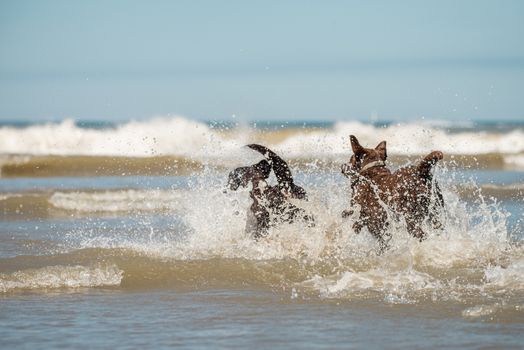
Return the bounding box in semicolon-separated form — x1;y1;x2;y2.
1;117;523;349
0;117;523;161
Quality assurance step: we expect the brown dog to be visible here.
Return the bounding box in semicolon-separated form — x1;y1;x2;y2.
341;135;444;249
228;144;313;239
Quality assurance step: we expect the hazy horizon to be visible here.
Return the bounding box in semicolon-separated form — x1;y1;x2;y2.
1;0;523;122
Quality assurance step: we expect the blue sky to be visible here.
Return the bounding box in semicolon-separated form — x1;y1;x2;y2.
0;0;523;122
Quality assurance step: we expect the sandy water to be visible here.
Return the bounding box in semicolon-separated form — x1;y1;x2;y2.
1;167;523;349
1;119;523;348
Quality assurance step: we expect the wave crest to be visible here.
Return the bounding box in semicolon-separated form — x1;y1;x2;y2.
0;264;123;293
49;189;184;212
1;117;523;162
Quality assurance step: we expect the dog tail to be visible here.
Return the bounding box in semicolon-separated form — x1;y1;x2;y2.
417;151;443;179
246;144;309;200
246;144;294;185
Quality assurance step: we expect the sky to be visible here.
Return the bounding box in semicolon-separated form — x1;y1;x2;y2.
0;0;523;122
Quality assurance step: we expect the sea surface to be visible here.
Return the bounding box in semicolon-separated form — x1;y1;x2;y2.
0;117;523;349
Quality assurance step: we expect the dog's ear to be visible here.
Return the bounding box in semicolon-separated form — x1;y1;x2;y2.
375;141;387;160
350;135;364;156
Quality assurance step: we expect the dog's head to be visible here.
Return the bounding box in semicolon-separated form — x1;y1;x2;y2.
228;159;271;190
349;135;387;172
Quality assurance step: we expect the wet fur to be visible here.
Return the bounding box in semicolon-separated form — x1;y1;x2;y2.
228;145;313;239
342;135;444;248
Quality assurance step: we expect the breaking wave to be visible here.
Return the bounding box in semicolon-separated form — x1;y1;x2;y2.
0;117;523;166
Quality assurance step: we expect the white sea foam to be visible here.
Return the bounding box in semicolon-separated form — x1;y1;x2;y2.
504;154;524;169
65;170;523;303
462;303;524;319
0;117;241;158
484;258;524;289
462;304;501;318
0;193;22;201
304;268;442;301
279;121;524;156
25;145;517;301
0;264;123;293
49;189;185;212
0;117;523;158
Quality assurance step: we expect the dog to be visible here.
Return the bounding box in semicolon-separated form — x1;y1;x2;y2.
228;144;313;239
341;135;444;249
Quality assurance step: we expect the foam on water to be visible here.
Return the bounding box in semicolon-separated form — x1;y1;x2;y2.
484;258;524;290
504;154;524;169
0;264;123;293
303;268;443;302
47;164;522;305
1;117;523;165
49;189;186;212
0;117;241;158
0;137;522;307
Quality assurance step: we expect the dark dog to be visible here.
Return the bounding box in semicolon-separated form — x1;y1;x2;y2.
228;144;313;239
341;135;444;249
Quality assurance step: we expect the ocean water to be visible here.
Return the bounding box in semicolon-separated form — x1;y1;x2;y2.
0;117;523;349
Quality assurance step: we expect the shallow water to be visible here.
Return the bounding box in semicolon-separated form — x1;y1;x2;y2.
2;289;523;350
1;167;523;349
1;119;523;348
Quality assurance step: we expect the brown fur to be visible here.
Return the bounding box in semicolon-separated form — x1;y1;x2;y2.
341;135;444;248
228;145;313;239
